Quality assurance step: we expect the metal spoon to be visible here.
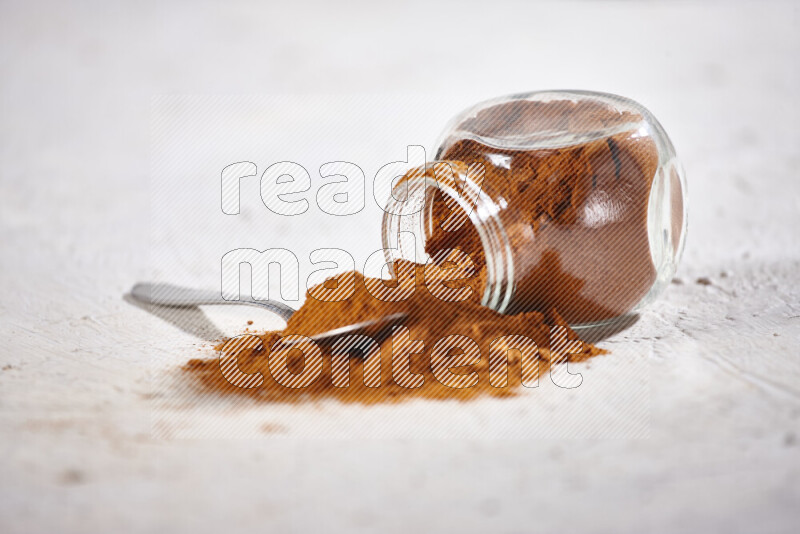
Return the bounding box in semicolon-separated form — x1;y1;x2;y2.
131;282;297;321
130;282;406;347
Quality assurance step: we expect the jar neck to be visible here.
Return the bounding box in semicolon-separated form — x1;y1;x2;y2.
381;162;516;314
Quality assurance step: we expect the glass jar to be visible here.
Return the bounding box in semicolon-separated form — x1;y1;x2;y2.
382;90;687;327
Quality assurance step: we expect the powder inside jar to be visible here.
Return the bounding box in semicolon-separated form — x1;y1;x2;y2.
426;98;660;324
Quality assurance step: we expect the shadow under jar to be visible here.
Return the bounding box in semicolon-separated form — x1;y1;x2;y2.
382;90;687;327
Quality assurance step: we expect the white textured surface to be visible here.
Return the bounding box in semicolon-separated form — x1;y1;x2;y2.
1;1;799;532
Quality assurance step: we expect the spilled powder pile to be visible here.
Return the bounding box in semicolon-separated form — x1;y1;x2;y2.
183;261;604;404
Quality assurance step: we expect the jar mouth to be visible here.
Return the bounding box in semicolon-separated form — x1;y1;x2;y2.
382;162;515;314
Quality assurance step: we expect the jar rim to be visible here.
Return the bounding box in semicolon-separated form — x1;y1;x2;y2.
381;161;516;314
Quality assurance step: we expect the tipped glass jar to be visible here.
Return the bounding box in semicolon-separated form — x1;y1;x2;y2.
382;90;687;327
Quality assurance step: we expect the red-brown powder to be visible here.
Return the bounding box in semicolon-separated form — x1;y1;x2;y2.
430;98;659;323
183;262;604;404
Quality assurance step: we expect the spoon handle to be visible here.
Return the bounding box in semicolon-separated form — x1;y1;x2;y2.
131;282;296;321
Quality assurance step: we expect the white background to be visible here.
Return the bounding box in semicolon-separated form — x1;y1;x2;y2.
1;1;798;532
